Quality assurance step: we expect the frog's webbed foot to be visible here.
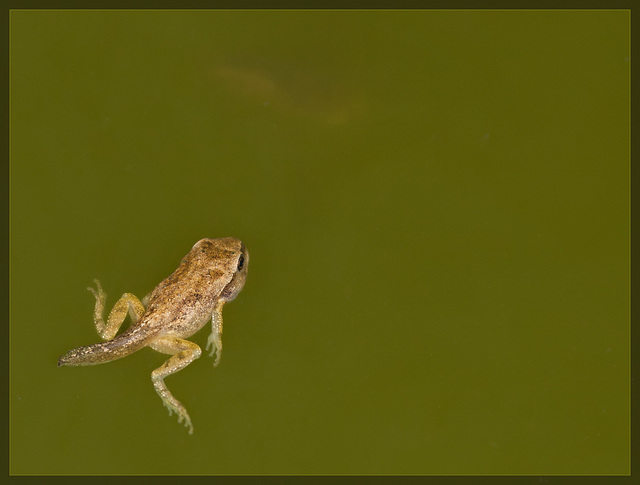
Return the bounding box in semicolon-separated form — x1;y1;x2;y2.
87;278;105;303
161;396;194;435
87;279;107;336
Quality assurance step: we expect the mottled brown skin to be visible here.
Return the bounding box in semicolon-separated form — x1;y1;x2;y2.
58;237;249;434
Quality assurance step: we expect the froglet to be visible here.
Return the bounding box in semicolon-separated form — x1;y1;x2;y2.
58;237;249;434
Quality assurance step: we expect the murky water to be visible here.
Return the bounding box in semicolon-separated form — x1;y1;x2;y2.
10;10;629;475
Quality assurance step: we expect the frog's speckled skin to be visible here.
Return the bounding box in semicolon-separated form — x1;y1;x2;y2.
58;237;249;434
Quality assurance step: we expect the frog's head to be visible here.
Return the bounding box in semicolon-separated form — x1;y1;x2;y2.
219;239;249;302
192;237;249;302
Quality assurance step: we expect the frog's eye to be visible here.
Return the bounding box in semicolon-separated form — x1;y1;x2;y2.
237;254;245;271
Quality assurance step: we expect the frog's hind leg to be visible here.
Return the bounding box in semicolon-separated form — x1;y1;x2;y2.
88;279;146;340
150;337;202;434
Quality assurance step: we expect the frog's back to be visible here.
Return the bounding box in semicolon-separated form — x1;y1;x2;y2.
141;242;237;335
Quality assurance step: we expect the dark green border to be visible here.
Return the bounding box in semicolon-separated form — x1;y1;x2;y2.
3;2;634;482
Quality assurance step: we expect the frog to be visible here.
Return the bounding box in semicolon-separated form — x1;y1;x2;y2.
58;237;249;434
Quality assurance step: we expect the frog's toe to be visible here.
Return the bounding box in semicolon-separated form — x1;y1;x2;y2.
183;416;194;434
162;402;174;416
87;279;105;299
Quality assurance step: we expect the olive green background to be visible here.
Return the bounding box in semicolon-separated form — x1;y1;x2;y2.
10;10;629;475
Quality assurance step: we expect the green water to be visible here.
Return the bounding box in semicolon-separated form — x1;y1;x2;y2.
10;10;629;475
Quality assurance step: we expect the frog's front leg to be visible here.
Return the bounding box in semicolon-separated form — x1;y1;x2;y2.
149;337;202;434
88;279;146;341
205;301;225;367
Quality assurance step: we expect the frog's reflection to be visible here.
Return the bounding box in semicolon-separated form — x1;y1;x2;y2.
209;62;364;125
